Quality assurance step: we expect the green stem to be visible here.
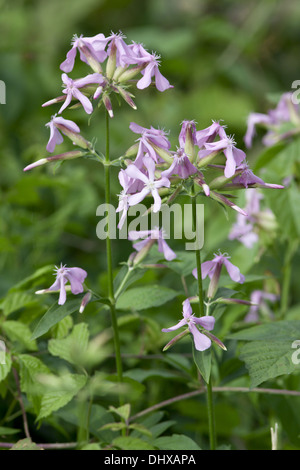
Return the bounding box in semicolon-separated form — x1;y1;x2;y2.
280;239;298;318
104;111;124;405
206;379;217;450
191;189;216;450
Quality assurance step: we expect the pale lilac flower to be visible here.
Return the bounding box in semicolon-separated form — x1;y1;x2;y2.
161;148;197;179
193;251;245;284
229;189;277;248
244;92;299;147
60;33;109;73
162;299;215;351
128;227;176;261
36;264;87;305
116;169;144;229
45;115;81;153
196;120;227;147
58;73;105;114
125;43;173;92
244;290;278;322
125;156;170;212
129;122;171;167
106;32;134;68
230;163;284;189
201;132;246;179
179;120;197;148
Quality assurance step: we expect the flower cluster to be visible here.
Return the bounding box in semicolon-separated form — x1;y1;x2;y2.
116;118;283;228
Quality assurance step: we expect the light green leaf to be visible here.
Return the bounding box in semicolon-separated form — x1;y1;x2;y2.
31;299;82;340
37;373;87;420
154;434;201;450
0;292;37;317
112;436;155;450
116;285;178;310
109;403;131;422
48;323;89;365
2;321;37;351
0;353;12;383
0;426;20;436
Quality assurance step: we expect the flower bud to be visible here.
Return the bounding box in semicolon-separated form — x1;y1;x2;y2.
79;291;92;313
24;150;84;171
55;122;91;150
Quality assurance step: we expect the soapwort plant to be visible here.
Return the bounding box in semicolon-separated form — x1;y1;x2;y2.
1;31;294;451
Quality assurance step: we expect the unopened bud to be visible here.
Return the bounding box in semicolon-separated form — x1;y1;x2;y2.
79;291;92;313
106;41;117;80
102;93;114;118
24;150;84;171
117;64;146;83
117;86;137;110
55;123;91;150
163;329;190;351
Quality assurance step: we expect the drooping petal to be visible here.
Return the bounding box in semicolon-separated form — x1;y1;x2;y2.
58;277;67;305
223;258;245;284
189;322;212;351
60;47;77;73
154;67;172;92
66;267;87;294
158;238;176;261
151;188;162;213
136;63;155;89
72;88;93;114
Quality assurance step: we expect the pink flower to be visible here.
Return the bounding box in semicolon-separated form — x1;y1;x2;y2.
161;148;197;179
162;299;215;352
58;73;105;115
193;252;245;284
36;264;87;305
128;227;176;261
125;43;173;92
129;122;171;167
60;33;109;73
125;156;170;212
45;115;81;153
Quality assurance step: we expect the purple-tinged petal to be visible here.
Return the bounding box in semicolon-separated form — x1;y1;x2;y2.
137;63;155;89
158;238;176;261
60;47;77;73
72;88;93;114
154;67;172;92
182;299;193;320
189;322;212;351
66;267;87;294
223;258;245;284
162;318;187;333
125;163;149;184
128;187;150;206
194;316;215;331
151;188;162;213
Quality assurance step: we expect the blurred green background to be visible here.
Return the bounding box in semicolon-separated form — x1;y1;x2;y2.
1;0;300;292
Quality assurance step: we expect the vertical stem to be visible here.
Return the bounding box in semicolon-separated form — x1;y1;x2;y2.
104;111;124;403
206;379;217;450
280;239;298;318
191;190;216;450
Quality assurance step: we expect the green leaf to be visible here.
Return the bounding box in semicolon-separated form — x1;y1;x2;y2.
31;299;81;340
37;373;87;420
0;292;37;316
48;323;89;365
253;141;286;172
0;426;20;436
0;353;12;383
112;436;155;450
116;285;178;310
153;434;201;450
193;345;211;384
2;321;37;351
229;321;300;387
109;403;131;422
